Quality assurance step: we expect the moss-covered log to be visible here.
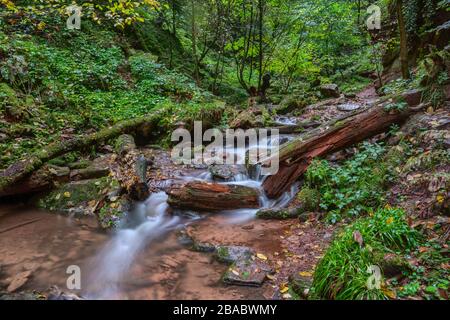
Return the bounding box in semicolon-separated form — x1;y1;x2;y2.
262;104;416;198
111;134;152;201
167;181;260;211
0;112;163;196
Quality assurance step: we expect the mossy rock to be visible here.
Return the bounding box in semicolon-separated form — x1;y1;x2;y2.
289;273;313;299
37;177;116;214
214;246;254;264
97;203;127;229
297;187;321;212
0;83;27;120
256;207;306;220
276;95;306;115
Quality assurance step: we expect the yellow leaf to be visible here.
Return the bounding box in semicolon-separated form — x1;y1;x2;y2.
266;274;275;280
63;192;71;198
299;271;313;277
256;253;268;261
436;194;445;204
279;286;289;294
382;288;396;299
386;217;394;225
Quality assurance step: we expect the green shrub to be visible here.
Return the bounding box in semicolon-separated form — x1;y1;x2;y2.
311;207;420;300
305;142;388;222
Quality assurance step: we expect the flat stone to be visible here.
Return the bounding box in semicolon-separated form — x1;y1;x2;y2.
214;246;254;264
222;259;270;287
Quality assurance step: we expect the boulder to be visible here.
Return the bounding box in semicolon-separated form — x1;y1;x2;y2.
209;164;247;181
222;258;271;287
289;273;313;299
214;246;254;264
319;84;340;98
401;89;423;107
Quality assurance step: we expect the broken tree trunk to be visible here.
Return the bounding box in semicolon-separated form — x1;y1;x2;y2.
110;134;152;201
262;104;415;198
0;112;163;196
167;181;260;211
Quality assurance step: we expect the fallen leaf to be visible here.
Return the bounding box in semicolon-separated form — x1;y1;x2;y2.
299;271;313;277
256;253;268;261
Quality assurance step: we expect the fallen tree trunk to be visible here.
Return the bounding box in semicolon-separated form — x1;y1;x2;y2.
262;105;416;198
167;181;260;211
0;112;162;196
110;134;153;201
0;165;70;197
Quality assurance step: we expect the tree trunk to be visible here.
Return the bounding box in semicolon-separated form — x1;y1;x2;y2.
0;165;69;197
397;0;410;79
0;112;162;195
262;105;415;198
167;181;260;211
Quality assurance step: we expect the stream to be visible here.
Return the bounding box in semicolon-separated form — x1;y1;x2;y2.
0;129;298;300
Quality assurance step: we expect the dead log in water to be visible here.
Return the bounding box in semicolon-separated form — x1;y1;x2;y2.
167;181;260;211
262;104;420;198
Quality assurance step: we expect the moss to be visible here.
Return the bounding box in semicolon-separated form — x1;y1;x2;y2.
37;177;113;212
297;187;321;211
98;204;126;229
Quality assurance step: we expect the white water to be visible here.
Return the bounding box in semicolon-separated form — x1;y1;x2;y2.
86;136;298;299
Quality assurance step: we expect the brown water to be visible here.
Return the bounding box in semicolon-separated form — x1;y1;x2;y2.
0;204;284;299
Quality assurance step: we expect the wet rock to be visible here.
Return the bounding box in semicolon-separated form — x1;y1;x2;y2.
289;273;313;299
337;103;362;112
209;164;247;182
47;286;83;300
222;258;270;287
193;242;217;253
214;246;254;264
0;291;44;300
256;207;304;220
176;229;195;247
7;271;32;293
319;84;340;98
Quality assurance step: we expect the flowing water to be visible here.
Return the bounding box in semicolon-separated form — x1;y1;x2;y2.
0;134;298;299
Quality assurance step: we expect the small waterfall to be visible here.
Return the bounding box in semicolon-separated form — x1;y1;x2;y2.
85;192;180;299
